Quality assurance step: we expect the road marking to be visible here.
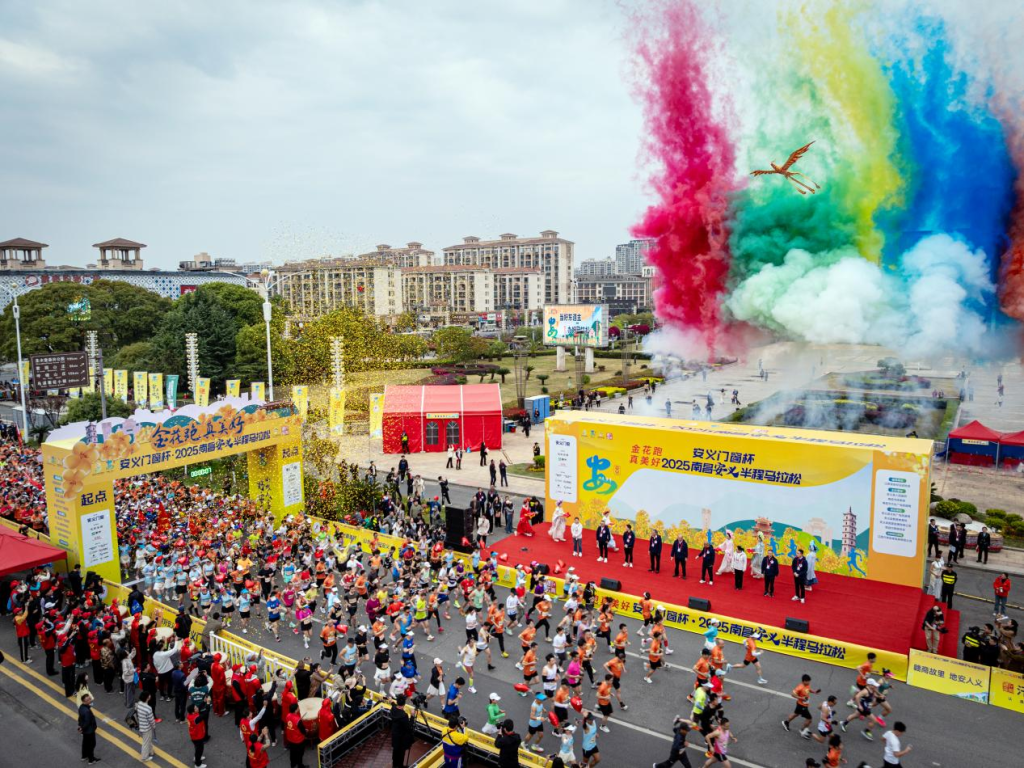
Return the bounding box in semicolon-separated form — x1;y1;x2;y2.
0;663;179;767
588;708;766;767
623;650;791;700
7;657;189;768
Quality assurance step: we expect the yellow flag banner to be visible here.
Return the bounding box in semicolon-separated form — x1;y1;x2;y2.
251;382;265;402
133;371;148;405
103;369;114;397
291;385;309;420
68;388;81;399
369;393;384;437
989;667;1024;713
226;380;241;398
329;387;346;435
195;377;211;407
114;370;129;403
906;649;990;703
20;360;30;389
148;373;164;410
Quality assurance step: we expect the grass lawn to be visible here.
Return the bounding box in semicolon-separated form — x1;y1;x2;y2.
505;461;545;480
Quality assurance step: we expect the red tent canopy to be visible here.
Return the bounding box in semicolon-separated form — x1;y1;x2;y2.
382;384;503;453
948;420;1003;441
998;430;1024;446
0;526;67;576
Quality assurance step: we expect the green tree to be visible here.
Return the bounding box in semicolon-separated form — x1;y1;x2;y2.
150;290;238;388
433;327;475;363
109;341;162;371
60;392;132;425
0;280;172;362
496;367;511;383
198;282;265;328
393;311;417;331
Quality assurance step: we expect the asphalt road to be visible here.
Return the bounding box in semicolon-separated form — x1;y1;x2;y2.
3;544;1019;768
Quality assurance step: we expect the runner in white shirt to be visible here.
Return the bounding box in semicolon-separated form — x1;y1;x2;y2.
883;722;912;767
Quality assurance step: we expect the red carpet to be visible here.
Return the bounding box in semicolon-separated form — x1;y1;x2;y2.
492;524;960;656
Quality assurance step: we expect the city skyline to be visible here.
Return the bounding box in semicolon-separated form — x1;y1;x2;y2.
0;1;644;272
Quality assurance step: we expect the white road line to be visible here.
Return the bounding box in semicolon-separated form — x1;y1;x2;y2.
623;650;791;700
599;715;767;768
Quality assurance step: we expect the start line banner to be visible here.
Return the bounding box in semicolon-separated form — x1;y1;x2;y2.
328;521;908;680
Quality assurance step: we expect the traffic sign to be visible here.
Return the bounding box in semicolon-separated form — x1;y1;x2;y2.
30;351;91;389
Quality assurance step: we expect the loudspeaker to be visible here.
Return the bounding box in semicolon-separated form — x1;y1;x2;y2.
600;577;622;592
785;617;809;633
444;507;474;553
688;597;711;612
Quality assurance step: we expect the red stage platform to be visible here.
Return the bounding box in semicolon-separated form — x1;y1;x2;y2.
492;524;959;656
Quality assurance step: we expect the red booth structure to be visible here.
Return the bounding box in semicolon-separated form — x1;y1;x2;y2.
382;384;503;454
947;420;1002;466
998;430;1024;468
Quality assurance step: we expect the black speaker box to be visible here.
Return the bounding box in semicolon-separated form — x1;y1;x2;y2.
688;597;711;612
600;577;622;591
785;617;809;633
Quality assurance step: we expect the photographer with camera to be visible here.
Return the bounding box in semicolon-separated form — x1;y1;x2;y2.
390;693;414;768
494;718;523;768
441;715;469;767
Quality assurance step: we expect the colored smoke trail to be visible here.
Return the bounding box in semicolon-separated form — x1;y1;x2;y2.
796;4;904;262
881;15;1016;293
631;1;1023;359
629;0;738;353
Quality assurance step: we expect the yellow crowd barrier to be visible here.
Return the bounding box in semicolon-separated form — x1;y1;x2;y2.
906;649;990;703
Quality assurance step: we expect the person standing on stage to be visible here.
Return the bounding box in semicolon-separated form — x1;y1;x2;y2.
761;551;779;597
596;522;611;563
697;541;715;585
622;525;636;568
649;531;663;574
792;549;808;604
732;547;747;591
671;535;688;578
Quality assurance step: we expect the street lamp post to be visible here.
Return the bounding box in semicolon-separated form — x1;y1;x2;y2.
0;287;30;438
263;298;275;400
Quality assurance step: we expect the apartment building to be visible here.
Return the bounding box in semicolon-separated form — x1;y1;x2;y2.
359;242;436;268
442;230;574;305
576;257;616;277
575;273;653;315
615;239;652;275
401;265;493;316
274;258;403;319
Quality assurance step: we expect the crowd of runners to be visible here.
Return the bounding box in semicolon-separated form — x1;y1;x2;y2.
1;432;914;768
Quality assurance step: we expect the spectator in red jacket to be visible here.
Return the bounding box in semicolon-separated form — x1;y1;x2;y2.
994;573;1012;618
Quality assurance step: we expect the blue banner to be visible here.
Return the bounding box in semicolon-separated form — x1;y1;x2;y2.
166;374;179;408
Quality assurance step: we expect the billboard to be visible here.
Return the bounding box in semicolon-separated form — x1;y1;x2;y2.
544;411;932;588
543;304;608;347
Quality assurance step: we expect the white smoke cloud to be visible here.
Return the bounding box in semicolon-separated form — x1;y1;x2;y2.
725;233;1001;359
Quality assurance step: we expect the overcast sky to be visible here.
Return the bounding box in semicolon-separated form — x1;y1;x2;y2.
0;0;644;269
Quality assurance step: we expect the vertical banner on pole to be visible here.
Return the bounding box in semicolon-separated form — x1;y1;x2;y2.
68;388;81;399
225;380;241;398
114;370;129;403
369;392;384;437
104;369;114;397
251;382;266;402
165;375;179;409
133;371;148;406
291;385;309;420
195;377;211;407
328;387;346;435
20;360;29;389
148;373;164;410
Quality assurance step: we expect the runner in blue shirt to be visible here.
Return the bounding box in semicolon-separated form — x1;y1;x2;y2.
581;713;600;767
266;593;282;642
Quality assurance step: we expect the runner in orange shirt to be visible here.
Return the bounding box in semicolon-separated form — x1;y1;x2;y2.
520;642;540;695
692;647;712;691
782;674;820;733
595;675;615;732
613;624;630;660
517;620;537;669
740;631;768;685
644;631;664;684
638;593;654;638
602;656;628;710
847;652;876;707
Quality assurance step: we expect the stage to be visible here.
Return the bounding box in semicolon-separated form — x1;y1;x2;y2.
490;524;959;657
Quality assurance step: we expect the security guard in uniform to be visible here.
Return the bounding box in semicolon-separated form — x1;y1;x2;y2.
961;626;983;662
940;562;958;609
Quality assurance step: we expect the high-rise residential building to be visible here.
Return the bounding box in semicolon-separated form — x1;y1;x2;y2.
359;242;436;268
493;268;544;314
442;231;574;305
576;257;617;277
401;265;493;316
273;258;403;319
615;238;652;275
575;273;653;316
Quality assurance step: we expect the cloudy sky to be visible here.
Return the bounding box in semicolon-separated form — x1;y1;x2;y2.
0;0;645;269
